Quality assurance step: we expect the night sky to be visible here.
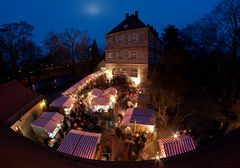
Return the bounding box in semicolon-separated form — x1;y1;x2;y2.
1;0;219;48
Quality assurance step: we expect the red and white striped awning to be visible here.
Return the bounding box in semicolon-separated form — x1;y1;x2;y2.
158;136;196;158
57;130;101;159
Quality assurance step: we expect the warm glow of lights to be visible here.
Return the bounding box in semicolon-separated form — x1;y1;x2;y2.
105;69;113;79
110;96;116;103
40;101;46;108
146;125;154;132
134;102;138;107
64;108;71;115
130;77;140;86
173;131;180;138
155;152;160;161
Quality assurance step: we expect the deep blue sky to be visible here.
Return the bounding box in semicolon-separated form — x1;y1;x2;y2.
1;0;219;49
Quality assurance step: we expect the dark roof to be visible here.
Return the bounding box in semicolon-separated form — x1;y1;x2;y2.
0;80;44;125
0;121;239;168
107;11;147;35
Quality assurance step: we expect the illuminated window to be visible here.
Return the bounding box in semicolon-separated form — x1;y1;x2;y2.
107;52;112;59
112;68;117;76
131;68;138;77
120;68;127;75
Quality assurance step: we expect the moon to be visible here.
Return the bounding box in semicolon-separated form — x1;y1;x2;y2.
83;2;101;16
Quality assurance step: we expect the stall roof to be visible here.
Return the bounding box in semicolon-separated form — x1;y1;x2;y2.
120;108;155;126
57;130;101;159
31;112;64;133
104;87;117;96
158;136;196;158
132;93;150;103
50;96;75;108
91;88;103;97
92;96;109;106
62;71;103;96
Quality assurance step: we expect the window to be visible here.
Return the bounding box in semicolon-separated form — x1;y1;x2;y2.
112;68;117;76
108;37;113;45
124;51;128;58
128;34;131;42
131;50;137;59
112;52;116;59
123;24;128;29
116;35;124;44
118;51;123;59
107;52;112;59
131;33;139;41
131;68;138;77
131;33;137;41
120;68;127;75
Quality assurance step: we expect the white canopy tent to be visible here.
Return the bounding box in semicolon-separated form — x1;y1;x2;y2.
31;112;64;139
62;71;104;96
50;96;76;114
50;96;76;108
84;87;117;112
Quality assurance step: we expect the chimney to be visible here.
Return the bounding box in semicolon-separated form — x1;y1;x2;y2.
126;13;129;19
135;11;139;18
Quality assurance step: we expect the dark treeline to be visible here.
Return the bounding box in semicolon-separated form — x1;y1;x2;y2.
0;23;103;83
152;0;240;105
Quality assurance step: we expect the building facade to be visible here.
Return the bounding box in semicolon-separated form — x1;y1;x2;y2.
105;11;162;85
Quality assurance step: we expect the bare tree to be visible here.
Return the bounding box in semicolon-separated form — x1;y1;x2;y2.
60;28;81;61
151;88;181;130
213;0;240;101
43;31;70;64
0;21;34;70
76;31;91;60
214;0;240;61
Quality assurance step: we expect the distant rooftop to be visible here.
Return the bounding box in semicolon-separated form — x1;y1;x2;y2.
107;11;148;35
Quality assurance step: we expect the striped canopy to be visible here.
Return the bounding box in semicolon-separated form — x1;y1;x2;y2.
57;130;101;159
158;136;196;158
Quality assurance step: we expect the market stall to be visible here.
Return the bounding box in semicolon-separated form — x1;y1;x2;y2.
57;129;101;159
158;135;196;158
31;112;64;139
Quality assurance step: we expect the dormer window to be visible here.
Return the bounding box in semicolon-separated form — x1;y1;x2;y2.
123;24;128;29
